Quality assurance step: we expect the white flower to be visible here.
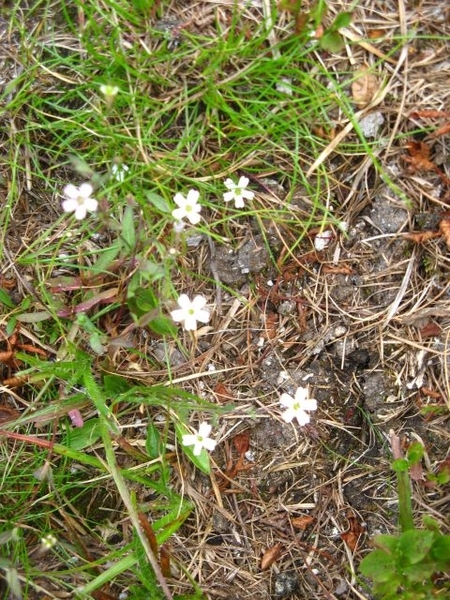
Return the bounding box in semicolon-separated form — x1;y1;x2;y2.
170;294;210;331
111;163;129;182
100;84;119;98
314;230;333;251
62;183;98;220
280;387;318;426
223;176;254;208
172;190;202;225
41;533;57;550
182;422;217;456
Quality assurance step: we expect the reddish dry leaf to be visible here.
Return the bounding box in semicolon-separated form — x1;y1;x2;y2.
0;404;20;424
264;311;278;339
427;121;450;139
367;29;385;39
409;110;450;119
322;264;353;274
0;277;16;290
160;544;171;577
403;231;441;244
233;431;250;456
403;141;435;172
341;514;364;551
138;512;158;556
291;515;316;530
214;382;234;403
439;218;450;249
419;322;442;338
420;386;442;399
260;543;283;570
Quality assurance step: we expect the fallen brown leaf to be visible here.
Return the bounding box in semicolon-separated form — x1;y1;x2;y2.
261;543;283;570
351;67;378;108
291;515;315;530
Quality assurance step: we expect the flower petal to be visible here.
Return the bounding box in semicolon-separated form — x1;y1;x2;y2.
79;183;94;198
280;393;294;408
63;184;79;199
198;422;212;437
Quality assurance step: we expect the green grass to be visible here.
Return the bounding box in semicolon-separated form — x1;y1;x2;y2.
0;0;407;597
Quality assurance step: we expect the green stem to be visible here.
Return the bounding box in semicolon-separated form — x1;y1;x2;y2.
390;430;414;532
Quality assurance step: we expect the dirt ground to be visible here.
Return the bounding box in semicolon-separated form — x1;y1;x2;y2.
1;1;450;599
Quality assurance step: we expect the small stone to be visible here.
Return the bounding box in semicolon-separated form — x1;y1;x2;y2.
274;571;299;598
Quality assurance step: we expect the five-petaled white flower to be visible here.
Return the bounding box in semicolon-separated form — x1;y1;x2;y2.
182;421;217;456
172;190;202;225
280;387;318;426
170;294;210;331
111;163;129;182
62;183;98;220
223;176;254;208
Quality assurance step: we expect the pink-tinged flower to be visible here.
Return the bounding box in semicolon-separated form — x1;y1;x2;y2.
314;230;333;251
62;183;98;220
280;387;317;426
182;422;217;456
223;176;254;208
170;294;210;331
68;409;84;428
172;190;202;225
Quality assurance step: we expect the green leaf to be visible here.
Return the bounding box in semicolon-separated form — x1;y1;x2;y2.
359;549;396;583
392;458;409;473
423;515;441;533
319;30;344;53
175;423;211;475
145;192;172;214
135;288;159;312
89;243;121;274
373;534;400;554
146;423;162;460
89;332;107;355
121;205;136;250
65;419;102;451
399;529;435;566
103;374;132;395
0;288;15;308
148;316;177;337
407;442;424;465
332;11;353;30
430;534;450;564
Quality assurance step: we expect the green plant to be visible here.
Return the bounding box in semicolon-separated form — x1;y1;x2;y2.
359;433;450;599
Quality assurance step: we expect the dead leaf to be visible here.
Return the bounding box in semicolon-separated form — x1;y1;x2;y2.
351;67;378;108
410;110;450;119
419;322;442;338
0;404;20;424
233;431;250;456
261;543;283;570
291;515;315;530
426;121;450;139
402;141;435;172
439;218;450;249
340;514;364;551
403;231;441;244
160;544;171;577
214;382;234;403
264;311;278;339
